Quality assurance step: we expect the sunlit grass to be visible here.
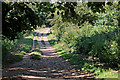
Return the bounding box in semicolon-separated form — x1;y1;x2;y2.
97;70;118;78
30;52;42;60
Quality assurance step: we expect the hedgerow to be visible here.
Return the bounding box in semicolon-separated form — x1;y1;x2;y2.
49;2;120;68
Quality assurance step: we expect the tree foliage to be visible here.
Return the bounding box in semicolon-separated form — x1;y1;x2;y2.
2;2;40;39
49;2;120;67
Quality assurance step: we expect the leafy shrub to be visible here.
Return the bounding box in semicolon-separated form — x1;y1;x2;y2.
2;37;18;61
6;53;23;64
2;31;35;67
47;30;119;78
21;38;33;52
51;3;120;67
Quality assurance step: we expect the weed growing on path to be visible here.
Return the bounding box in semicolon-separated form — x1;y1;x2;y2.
30;52;42;60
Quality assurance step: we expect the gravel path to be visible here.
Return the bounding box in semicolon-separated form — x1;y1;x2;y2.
2;28;98;80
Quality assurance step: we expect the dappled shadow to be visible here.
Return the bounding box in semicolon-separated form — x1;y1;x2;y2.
2;29;99;80
3;27;118;80
2;55;97;80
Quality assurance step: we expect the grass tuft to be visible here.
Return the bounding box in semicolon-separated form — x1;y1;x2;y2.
30;52;42;60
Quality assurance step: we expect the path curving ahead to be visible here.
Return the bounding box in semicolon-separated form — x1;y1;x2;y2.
2;28;98;80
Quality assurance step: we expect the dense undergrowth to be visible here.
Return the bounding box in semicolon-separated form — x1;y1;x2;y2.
47;30;118;78
48;2;120;78
2;31;36;67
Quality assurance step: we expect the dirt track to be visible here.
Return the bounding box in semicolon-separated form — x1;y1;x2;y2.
2;28;97;80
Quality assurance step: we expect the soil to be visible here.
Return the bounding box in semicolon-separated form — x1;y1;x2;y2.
2;28;98;80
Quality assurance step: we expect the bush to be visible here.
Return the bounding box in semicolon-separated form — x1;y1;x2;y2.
2;31;35;67
51;3;120;67
2;37;18;62
5;53;23;64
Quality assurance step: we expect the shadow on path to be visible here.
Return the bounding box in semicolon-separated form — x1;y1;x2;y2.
2;28;99;80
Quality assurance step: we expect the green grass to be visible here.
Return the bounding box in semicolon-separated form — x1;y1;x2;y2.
18;32;35;53
30;51;42;60
40;33;46;45
32;48;43;55
7;53;23;63
97;70;118;78
3;31;36;66
47;31;119;79
41;40;45;45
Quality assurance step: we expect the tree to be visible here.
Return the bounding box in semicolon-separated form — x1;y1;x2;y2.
2;2;39;39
